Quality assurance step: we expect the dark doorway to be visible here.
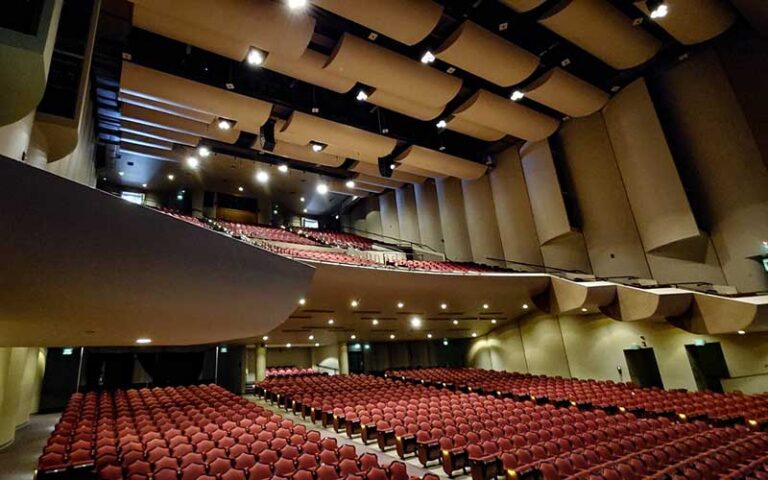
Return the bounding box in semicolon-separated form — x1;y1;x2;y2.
623;347;664;388
348;350;364;374
685;342;730;393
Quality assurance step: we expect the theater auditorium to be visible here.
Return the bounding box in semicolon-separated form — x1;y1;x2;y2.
1;0;767;479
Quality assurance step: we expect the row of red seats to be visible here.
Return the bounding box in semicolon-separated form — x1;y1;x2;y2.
265;368;322;378
219;222;319;246
37;385;427;480
389;259;499;273
259;245;380;267
388;368;768;424
158;208;209;228
298;230;374;251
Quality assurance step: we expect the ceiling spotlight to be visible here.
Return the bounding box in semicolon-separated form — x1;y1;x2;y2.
238;186;244;192
247;47;265;66
738;330;746;335
303;208;308;213
427;333;433;339
198;146;211;157
522;304;529;310
310;141;326;153
176;194;184;201
397;302;404;309
256;171;269;184
286;343;292;348
420;51;436;64
217;119;233;130
286;0;307;9
278;164;289;173
440;303;448;310
316;183;329;195
345;180;356;189
298;298;306;305
118;171;124;176
351;299;359;308
356;90;369;102
452;319;459;325
511;90;525;101
273;210;278;215
389;163;396;170
308;335;314;340
491;319;497;324
471;332;478;338
167;174;175;180
436;120;447;129
142;183;147;188
410;316;422;328
389;334;396;340
262;335;269;341
482;303;489;309
335;215;340;219
649;1;668;19
372;319;379;326
186;156;199;169
581;307;588;312
350;334;356;340
443;339;449;346
314;342;320;347
328;319;334;325
300;197;305;202
135;338;152;344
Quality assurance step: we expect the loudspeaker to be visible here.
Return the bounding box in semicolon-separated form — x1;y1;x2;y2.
378;157;393;178
259;119;276;152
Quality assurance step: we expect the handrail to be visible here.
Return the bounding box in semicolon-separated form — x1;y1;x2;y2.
343;226;442;254
486;257;589;275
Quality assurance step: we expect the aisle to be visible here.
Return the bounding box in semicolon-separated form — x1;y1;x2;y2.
0;413;59;480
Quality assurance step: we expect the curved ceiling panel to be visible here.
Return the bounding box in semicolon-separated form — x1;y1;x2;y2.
368;89;445;121
524;68;609;117
351;161;427;184
353;174;404;190
264;50;356;94
539;0;661;70
120;62;273;134
251;139;347;169
445;116;507;142
281;111;398;159
500;0;547;12
397;163;444;178
130;0;315;60
435;21;540;87
120;104;240;144
634;0;736;45
118;92;216;124
310;0;443;46
454;89;560;141
121;121;201;147
325;33;463;109
395;145;487;180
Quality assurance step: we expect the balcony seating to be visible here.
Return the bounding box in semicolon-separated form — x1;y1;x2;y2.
157;208;209;228
265;367;322;378
260;245;381;267
219;222;320;246
389;259;499;273
300;230;375;250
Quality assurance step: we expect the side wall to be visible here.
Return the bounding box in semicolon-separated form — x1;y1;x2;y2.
0;347;47;449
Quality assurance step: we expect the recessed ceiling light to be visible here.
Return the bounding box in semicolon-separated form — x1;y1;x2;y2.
247;48;265;66
238;186;244;192
300;197;305;202
262;335;269;341
314;342;320;347
440;303;448;310
256;171;269;183
286;0;307;9
118;171;124;176
316;183;329;195
356;90;369;102
397;302;404;309
738;330;746;335
335;215;339;219
443;339;449;346
649;1;668;19
328;319;334;325
420;51;436;64
491;319;497;324
427;333;433;339
186;156;199;169
346;180;355;189
135;338;152;344
581;308;588;312
310;142;326;153
372;319;379;326
482;303;489;309
389;164;395;170
471;332;477;338
298;298;306;305
167;174;175;180
389;334;396;340
273;210;278;215
142;183;147;188
452;319;459;325
522;304;529;310
351;299;359;307
510;90;525;101
278;164;289;173
308;335;314;340
217;119;233;130
286;343;292;348
436;120;447;129
410;316;422;328
198;146;210;157
350;334;356;340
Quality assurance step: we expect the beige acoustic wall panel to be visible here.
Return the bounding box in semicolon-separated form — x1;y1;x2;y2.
364;196;383;236
489;147;544;267
557;113;651;279
445;116;506;142
414;180;444;253
395;145;487;180
603;78;700;253
120;62;272;134
435;177;473;261
311;0;443;46
524;68;609;118
652;50;768;292
130;0;315;60
395;185;422;244
501;0;547;13
379;191;401;240
634;0;736;45
435;21;539;87
539;0;661;70
264;50;355;94
520;140;573;245
462;175;505;266
325;33;462;109
281;111;397;159
454;90;559;141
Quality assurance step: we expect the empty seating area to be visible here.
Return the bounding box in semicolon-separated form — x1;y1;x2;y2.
257;373;768;480
157;209;210;228
219;222;320;246
388;368;768;426
260;245;380;267
36;384;430;480
300;231;374;250
388;260;500;274
266;368;321;378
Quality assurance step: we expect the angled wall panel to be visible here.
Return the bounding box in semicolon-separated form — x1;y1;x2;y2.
435;177;473;261
395;185;421;244
379;191;401;240
414;180;444;253
462;175;505;266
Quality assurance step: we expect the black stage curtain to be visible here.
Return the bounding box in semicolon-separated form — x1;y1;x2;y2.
137;351;205;386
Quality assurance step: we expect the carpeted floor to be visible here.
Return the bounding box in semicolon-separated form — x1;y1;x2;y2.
0;413;59;480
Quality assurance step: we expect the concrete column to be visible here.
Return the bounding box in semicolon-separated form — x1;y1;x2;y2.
204;191;218;219
379;191;400;239
255;345;267;382
338;343;349;375
435;177;473;261
190;189;205;219
414;179;443;253
462;175;505;266
395;185;421;244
